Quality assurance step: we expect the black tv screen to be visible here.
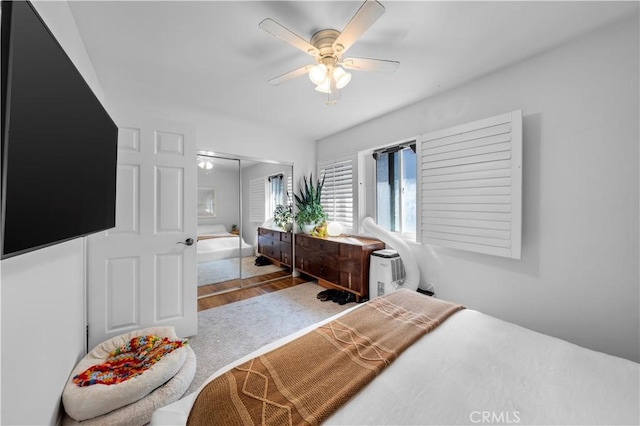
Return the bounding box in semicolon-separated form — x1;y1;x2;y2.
1;1;118;259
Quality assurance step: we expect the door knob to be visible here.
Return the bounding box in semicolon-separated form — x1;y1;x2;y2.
177;238;194;246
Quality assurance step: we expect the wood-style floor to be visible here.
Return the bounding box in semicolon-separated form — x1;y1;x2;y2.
197;269;292;297
197;275;311;311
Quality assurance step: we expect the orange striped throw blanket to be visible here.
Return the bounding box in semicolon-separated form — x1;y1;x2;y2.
187;289;464;426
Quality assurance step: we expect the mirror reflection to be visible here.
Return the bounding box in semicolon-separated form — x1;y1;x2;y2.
196;154;293;299
197;187;217;218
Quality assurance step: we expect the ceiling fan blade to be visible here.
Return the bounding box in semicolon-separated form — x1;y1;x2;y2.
333;0;385;55
341;57;399;73
267;65;313;86
259;18;320;57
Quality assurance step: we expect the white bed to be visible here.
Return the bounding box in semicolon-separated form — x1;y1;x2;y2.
151;291;639;425
196;225;254;263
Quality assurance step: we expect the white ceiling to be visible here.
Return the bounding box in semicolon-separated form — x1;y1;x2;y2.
68;1;638;142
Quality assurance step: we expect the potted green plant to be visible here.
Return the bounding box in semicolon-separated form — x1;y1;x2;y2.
294;173;327;234
273;204;293;231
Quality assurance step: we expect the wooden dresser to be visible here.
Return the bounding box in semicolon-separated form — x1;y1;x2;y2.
295;233;384;302
257;227;292;268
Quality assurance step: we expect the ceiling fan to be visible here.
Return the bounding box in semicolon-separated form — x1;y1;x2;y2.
259;0;399;104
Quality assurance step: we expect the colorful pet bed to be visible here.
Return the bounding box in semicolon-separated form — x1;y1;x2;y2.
62;326;195;424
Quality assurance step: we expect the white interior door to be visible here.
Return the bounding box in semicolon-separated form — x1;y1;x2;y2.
87;117;197;350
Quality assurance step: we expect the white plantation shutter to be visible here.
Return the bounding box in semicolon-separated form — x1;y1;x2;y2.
286;170;293;205
250;177;265;222
420;110;522;259
320;158;354;229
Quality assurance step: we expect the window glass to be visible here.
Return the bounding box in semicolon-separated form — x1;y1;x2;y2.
375;144;416;238
268;174;284;216
401;148;417;238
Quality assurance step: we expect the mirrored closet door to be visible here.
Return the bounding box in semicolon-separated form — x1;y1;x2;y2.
196;155;241;297
196;152;293;299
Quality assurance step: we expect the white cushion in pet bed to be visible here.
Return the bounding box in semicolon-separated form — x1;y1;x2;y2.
62;326;188;422
62;345;196;426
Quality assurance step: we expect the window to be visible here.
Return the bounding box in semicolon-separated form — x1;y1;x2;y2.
374;142;417;239
320;158;354;230
267;173;285;214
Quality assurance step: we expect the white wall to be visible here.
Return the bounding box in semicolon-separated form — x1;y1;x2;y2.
1;240;86;425
318;16;639;362
0;2;104;424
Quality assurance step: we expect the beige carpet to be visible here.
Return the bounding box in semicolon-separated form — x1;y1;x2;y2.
198;256;284;286
183;282;354;396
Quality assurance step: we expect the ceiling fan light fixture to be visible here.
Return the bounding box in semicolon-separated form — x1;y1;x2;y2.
309;64;328;85
333;66;352;89
260;0;397;104
315;77;331;93
197;156;214;170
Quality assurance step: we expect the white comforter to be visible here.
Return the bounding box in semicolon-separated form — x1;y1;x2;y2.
151;305;639;425
196;234;253;263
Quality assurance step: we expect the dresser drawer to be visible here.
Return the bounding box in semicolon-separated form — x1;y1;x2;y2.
338;257;361;274
260;245;280;259
314;251;339;269
308;262;339;283
280;242;292;266
280;250;292;267
280;241;292;255
294;251;309;272
258;235;278;248
259;228;279;239
280;232;292;243
340;243;363;258
295;250;330;275
340;271;364;293
302;237;339;255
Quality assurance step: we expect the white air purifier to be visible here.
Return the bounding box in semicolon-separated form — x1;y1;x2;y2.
369;249;407;298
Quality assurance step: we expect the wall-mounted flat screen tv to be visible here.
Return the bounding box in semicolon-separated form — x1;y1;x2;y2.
1;1;118;259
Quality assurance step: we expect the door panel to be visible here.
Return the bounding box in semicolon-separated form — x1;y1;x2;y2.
118;127;140;152
110;164;140;236
155;252;184;320
106;256;139;332
87;117;197;350
156;166;184;232
155;130;184;155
